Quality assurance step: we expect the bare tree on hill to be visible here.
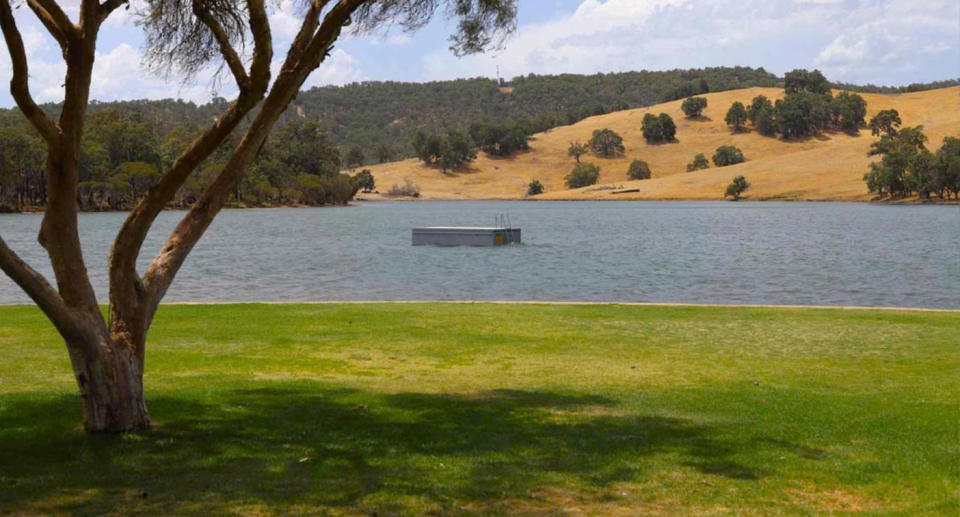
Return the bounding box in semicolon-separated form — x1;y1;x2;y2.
0;0;517;433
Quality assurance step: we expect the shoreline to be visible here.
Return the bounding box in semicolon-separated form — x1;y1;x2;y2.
3;197;958;215
2;300;957;312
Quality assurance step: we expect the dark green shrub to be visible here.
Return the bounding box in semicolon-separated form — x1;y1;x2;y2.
687;153;710;171
681;96;708;118
565;162;601;188
527;179;544;196
627;160;651;180
725;175;749;200
713;145;746;167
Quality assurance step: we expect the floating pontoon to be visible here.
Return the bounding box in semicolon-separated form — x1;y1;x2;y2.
412;215;521;246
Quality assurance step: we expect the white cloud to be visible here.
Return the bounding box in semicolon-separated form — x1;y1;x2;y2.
0;0;955;108
90;43;216;103
813;0;959;84
423;0;959;86
0;3;366;106
302;48;366;88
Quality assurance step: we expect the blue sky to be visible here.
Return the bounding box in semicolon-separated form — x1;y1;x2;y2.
1;0;957;107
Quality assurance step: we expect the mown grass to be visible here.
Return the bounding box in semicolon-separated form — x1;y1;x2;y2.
0;303;957;515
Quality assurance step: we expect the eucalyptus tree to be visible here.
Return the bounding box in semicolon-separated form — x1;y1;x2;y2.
0;0;517;433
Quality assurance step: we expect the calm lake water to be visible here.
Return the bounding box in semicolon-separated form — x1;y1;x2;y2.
1;201;958;308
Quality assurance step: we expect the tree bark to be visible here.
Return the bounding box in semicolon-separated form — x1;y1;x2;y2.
68;333;149;432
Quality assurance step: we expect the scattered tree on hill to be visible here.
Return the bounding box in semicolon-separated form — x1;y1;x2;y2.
681;96;708;118
748;95;777;136
868;126;927;156
869;109;902;137
687;153;710;171
565;162;601;188
748;71;870;140
627;160;652;180
713;146;746;167
355;170;376;192
830;91;867;133
725;175;750;200
725;102;748;132
935;137;960;199
345;146;365;169
0;0;517;432
862;126;922;198
658;113;677;141
527;179;544;196
642;113;677;143
784;69;831;95
589;129;625;157
568;141;589;163
774;92;832;139
862;127;959;199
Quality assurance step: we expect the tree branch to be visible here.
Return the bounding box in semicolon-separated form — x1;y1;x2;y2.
0;236;85;341
282;0;329;70
26;0;78;47
0;0;60;146
140;0;361;314
98;0;127;20
296;0;364;73
192;0;248;88
109;0;273;326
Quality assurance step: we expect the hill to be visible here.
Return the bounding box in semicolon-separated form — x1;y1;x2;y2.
356;86;960;201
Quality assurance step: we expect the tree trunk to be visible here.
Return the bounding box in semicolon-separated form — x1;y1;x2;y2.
67;321;150;433
68;333;149;433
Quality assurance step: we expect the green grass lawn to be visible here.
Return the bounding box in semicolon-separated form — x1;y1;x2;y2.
0;303;957;516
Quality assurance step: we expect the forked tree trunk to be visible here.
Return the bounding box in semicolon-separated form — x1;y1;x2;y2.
67;331;149;432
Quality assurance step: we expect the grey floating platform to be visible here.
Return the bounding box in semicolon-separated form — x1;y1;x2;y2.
412;227;521;246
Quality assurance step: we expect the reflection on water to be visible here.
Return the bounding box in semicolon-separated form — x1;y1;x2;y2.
1;201;958;308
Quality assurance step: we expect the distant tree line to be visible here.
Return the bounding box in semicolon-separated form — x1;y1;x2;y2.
0;109;363;212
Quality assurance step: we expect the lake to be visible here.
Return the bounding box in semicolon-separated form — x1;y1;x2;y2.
1;201;958;308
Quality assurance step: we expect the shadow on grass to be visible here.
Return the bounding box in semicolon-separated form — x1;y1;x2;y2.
0;386;777;514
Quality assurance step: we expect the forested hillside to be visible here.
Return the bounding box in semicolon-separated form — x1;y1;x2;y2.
0;67;955;211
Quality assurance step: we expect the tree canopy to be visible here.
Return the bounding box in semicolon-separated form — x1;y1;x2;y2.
686;153;710;172
713;145;746;167
681;97;708;118
863;127;959;200
725;102;747;132
567;141;589;163
869;109;902;137
565;162;601;188
642;113;677;144
784;69;831;95
589;129;625;157
725;175;750;200
627;160;652;180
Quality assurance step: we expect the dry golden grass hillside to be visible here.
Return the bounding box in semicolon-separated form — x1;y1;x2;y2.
356;86;959;201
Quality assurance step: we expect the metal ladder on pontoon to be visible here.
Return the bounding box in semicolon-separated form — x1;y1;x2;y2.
495;213;515;244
